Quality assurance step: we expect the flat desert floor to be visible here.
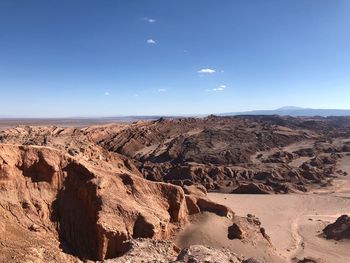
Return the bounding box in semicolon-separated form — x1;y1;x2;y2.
209;157;350;263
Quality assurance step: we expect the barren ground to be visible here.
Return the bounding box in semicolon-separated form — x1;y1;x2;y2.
209;154;350;263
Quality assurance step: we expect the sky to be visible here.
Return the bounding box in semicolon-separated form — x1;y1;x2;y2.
0;0;350;117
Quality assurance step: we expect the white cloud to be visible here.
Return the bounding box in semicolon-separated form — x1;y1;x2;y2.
208;85;227;92
157;88;167;92
213;87;224;91
104;92;110;96
198;68;216;74
147;39;156;44
144;17;156;23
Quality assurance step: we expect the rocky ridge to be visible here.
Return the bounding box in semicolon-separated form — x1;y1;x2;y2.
0;144;266;262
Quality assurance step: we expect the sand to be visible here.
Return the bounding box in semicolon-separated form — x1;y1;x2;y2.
209;192;350;262
208;155;350;263
175;212;285;262
176;154;350;263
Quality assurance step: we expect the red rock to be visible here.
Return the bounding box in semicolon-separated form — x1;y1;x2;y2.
0;145;188;261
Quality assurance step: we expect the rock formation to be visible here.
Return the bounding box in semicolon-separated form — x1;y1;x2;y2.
0;144;244;262
103;239;264;263
0;115;350;261
1;115;349;194
0;144;188;261
322;215;350;240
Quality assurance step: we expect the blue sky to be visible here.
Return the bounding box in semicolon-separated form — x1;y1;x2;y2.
0;0;349;117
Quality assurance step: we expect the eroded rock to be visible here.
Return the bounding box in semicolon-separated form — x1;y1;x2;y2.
323;215;350;240
0;145;188;261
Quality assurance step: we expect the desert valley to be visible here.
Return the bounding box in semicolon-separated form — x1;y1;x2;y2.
0;115;349;263
1;1;349;262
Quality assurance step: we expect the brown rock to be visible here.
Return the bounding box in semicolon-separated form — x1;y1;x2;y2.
228;223;244;239
185;195;201;215
232;183;272;194
298;257;327;263
183;184;207;196
174;245;243;263
104;238;178;263
196;197;234;218
0;144;188;261
322;215;350;240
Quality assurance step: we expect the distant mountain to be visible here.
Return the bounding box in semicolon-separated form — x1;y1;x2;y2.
221;107;350;117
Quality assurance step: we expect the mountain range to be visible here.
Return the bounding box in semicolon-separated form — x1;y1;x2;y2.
220;106;350;117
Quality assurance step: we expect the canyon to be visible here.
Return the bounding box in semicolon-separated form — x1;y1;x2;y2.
0;115;349;262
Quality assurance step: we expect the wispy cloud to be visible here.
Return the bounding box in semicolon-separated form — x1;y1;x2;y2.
157;88;167;92
144;17;156;23
104;92;110;96
206;85;227;92
147;39;156;44
198;68;216;74
213;85;226;91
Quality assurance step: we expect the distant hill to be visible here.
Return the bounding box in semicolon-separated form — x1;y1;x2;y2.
221;106;350;117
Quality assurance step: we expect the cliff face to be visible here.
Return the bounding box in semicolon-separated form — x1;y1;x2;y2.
0;144;188;261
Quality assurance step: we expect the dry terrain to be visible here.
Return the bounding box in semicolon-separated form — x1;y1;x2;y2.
0;115;350;262
209;153;350;262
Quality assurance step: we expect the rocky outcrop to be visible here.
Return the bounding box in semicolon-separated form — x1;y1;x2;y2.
104;239;264;263
175;245;264;263
297;257;327;263
183;184;207;196
175;245;244;263
0;144;241;262
103;238;179;263
0;144;188;261
183;184;233;218
293;148;315;157
322;215;350;240
232;183;272;194
1;116;347;195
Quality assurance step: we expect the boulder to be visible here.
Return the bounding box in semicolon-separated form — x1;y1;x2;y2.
323;215;350;240
228;223;244;239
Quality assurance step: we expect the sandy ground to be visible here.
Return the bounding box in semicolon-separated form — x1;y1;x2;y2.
208;155;350;263
175;212;285;262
